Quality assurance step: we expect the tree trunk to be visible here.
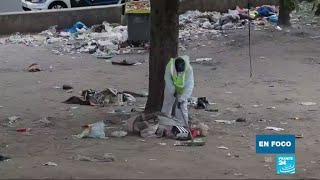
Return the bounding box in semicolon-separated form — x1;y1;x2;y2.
278;0;292;26
144;0;179;113
315;3;320;16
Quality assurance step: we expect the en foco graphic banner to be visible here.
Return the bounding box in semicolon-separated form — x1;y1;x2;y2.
256;134;295;154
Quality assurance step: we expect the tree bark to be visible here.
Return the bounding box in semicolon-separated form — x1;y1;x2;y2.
315;3;320;16
278;0;292;26
145;0;179;113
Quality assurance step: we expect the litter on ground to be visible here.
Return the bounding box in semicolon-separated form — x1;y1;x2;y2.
265;126;284;131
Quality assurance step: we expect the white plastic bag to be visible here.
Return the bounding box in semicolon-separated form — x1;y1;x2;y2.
74;121;106;139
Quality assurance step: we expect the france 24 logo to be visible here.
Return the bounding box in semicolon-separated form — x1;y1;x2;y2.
276;155;296;174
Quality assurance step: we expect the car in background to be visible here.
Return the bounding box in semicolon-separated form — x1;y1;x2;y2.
22;0;127;11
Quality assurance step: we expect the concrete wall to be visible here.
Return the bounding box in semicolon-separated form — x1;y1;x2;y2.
0;4;123;35
179;0;279;13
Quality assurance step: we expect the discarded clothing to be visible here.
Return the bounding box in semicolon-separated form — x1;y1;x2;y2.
126;113;184;137
172;126;190;140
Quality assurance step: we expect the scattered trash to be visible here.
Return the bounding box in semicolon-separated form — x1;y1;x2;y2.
112;60;136;66
310;36;320;40
72;153;115;162
96;51;114;59
74;121;106;139
62;84;73;90
300;102;317;106
122;91;148;98
158;142;167;146
16;128;32;132
64;88;118;106
264;156;273;163
235;103;243;108
295;134;304;138
53;86;61;89
66;89;73;93
265;126;284;131
141;124;159;138
110;131;127;138
275;26;282;31
0;155;10;162
198;122;209;137
195;58;213;62
190;128;201;138
149;159;157;161
252;104;260;108
217;146;229;150
196;97;209;109
289;117;300;120
174;138;206;146
28;63;41;72
215;120;235;125
43;162;58;166
36;117;51;125
8;116;20;125
308;109;317;111
70;106;79;110
234;173;244;176
236;118;246;122
267;106;276;109
64;96;91;105
280;122;288;125
68;21;88;34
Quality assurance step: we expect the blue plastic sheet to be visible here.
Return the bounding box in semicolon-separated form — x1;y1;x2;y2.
66;21;88;33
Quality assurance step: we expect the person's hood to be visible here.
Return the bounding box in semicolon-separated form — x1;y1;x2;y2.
177;55;190;67
169;55;191;77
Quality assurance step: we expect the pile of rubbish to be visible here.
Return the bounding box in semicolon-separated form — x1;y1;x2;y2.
5;21;129;58
179;5;279;40
73;112;209;144
4;4;282;57
64;88;138;106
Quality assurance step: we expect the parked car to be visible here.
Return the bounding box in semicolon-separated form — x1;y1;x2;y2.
22;0;126;11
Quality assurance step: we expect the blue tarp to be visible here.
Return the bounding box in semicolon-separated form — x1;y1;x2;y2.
257;6;275;17
65;21;88;33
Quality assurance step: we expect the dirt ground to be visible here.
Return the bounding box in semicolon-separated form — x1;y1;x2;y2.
0;23;320;179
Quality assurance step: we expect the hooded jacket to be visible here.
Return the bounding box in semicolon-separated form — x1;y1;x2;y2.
164;55;194;102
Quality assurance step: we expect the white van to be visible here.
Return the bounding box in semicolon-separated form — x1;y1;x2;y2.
22;0;126;11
